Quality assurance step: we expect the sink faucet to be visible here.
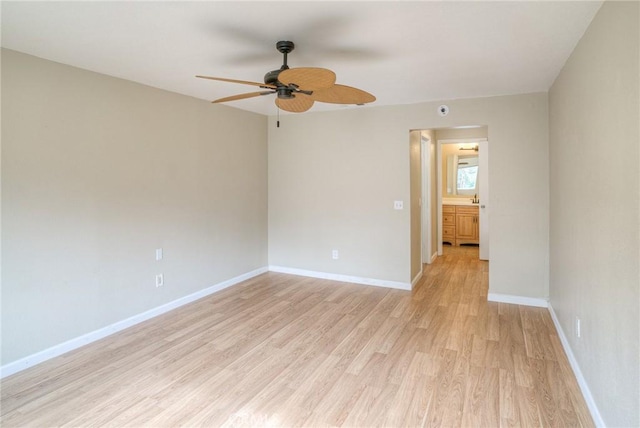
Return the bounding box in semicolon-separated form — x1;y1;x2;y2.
471;194;479;204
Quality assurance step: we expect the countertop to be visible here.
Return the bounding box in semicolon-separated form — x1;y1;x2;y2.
442;198;480;206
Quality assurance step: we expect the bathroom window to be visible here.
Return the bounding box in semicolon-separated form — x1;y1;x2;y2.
457;165;478;190
446;153;479;196
456;156;478;195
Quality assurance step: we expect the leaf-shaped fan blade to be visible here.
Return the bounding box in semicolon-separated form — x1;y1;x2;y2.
196;75;276;89
213;91;274;103
275;95;314;113
278;68;336;91
309;84;376;105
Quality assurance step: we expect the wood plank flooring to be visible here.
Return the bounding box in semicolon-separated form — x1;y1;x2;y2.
1;246;594;427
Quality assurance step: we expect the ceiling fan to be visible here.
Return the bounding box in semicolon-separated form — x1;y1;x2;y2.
196;41;376;113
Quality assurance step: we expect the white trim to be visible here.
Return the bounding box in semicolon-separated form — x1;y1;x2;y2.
268;265;411;291
436;139;443;256
478;139;489;261
487;292;548;308
548;304;605;427
411;270;423;289
0;266;269;379
430;252;438;263
420;133;432;265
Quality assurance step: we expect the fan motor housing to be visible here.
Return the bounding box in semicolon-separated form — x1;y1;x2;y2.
265;67;295;99
264;69;282;86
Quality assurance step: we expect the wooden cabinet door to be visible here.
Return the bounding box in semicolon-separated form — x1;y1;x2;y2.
456;213;477;241
455;205;479;245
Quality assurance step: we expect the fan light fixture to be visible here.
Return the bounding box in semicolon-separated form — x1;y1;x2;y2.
459;145;479;152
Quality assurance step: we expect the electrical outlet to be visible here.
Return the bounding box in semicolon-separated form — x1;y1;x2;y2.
575;317;581;338
155;274;164;287
332;250;339;260
394;201;404;210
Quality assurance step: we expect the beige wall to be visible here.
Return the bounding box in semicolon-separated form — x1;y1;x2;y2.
1;49;268;364
436;127;489;141
268;92;549;295
549;2;639;426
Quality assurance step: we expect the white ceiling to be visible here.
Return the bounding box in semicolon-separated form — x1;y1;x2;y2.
1;1;602;116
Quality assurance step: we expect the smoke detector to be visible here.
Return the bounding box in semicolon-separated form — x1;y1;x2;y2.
438;105;449;116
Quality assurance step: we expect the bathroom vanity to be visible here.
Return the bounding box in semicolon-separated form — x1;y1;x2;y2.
443;202;479;246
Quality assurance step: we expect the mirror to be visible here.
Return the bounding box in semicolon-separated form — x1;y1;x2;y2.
446;154;479;196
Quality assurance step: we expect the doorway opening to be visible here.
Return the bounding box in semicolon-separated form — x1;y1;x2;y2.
413;126;489;273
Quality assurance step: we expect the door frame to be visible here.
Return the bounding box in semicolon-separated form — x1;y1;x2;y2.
437;137;489;257
420;134;434;264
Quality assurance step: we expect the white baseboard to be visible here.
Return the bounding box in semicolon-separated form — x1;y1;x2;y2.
487;292;548;308
268;266;411;291
422;252;437;265
548;304;605;427
0;266;269;379
411;271;423;288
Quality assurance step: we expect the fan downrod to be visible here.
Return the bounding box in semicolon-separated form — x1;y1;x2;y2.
264;41;295;88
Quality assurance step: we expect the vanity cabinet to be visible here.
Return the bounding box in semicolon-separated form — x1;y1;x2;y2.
443;204;479;246
442;205;456;245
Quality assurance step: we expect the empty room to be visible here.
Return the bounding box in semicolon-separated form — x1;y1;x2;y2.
1;1;638;427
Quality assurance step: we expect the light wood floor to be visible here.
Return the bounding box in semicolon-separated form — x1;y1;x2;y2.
1;246;593;427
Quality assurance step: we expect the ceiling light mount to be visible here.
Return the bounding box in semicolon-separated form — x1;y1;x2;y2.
276;40;295;55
